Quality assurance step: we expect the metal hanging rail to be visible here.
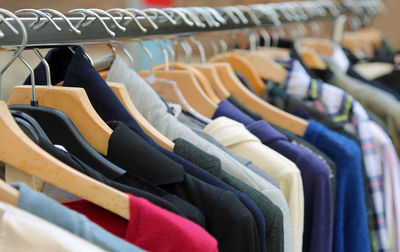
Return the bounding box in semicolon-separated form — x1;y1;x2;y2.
0;0;384;47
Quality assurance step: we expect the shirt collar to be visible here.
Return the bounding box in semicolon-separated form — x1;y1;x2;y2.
204;117;259;147
107;121;184;186
173;138;222;178
212;100;254;125
246;120;288;144
277;58;314;98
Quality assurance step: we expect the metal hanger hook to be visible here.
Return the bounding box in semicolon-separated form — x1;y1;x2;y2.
33;48;51;87
106;43;117;63
0;8;28;99
190;7;219;28
154;40;169;70
0;13;19;35
190;36;206;64
15;9;61;31
143;8;177;26
235;5;261;26
69;9;115;37
107;8;149;33
163;8;194;26
88;8;126;32
125;8;159;30
207;35;219;57
217;7;240;25
39;8;81;35
164;40;176;69
18;54;37;105
137;41;154;77
111;41;134;68
176;37;192;63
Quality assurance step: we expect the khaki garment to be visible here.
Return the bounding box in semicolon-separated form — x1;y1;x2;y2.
205;116;304;252
353;62;393;80
325;57;400;157
0;201;106;252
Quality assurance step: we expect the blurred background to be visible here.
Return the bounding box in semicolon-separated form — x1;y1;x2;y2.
0;0;398;99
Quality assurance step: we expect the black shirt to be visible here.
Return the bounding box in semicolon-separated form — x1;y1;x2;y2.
35;133;190;219
106;121;259;252
174;138;285;252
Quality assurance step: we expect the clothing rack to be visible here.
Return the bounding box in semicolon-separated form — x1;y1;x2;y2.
0;0;384;48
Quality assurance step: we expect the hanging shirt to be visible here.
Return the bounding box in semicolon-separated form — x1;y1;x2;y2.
321;57;400;158
12;182;144;252
63;193;218;252
23;47;265;252
105;55;294;251
212;100;333;252
176;109;280;189
106;121;259;252
173;138;284;252
12;123;206;225
303;120;371;252
368;121;400;252
0;201;107;252
204;116;304;250
277;58;389;252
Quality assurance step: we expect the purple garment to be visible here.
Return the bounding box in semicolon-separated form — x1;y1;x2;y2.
213;100;333;252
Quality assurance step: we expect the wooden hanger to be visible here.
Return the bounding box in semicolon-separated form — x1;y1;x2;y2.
153;63;221;104
297;38;335;57
140;73;211;124
0;178;19;206
299;47;327;70
342;32;375;58
107;82;175;151
212;62;308;136
209;53;280;97
139;70;217;118
235;50;288;84
162;62;231;100
256;47;291;60
0;101;130;219
192;64;231;100
8;86;112;156
74;55;176;151
357;28;382;48
99;70;109;80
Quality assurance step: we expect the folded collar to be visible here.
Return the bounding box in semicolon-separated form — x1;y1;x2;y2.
107;121;184;186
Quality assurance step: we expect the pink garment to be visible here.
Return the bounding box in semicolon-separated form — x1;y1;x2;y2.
63;194;218;252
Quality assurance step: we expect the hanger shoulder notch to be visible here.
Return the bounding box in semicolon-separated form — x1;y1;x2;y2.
139;70;217;118
8;86;112;156
0;101;130;219
107;82;175;151
192;64;231;100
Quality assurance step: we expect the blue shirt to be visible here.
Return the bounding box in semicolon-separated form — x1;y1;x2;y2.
304;120;371;252
213;99;333;252
13;182;144;252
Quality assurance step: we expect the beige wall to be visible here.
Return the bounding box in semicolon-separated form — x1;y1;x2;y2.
372;0;400;48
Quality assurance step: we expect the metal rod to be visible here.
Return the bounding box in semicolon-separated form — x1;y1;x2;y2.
0;1;384;47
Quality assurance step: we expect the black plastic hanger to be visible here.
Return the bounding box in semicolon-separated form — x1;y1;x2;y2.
12;113;40;143
10;105;125;178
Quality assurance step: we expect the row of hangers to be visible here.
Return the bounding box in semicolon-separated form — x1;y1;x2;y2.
0;0;384;222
